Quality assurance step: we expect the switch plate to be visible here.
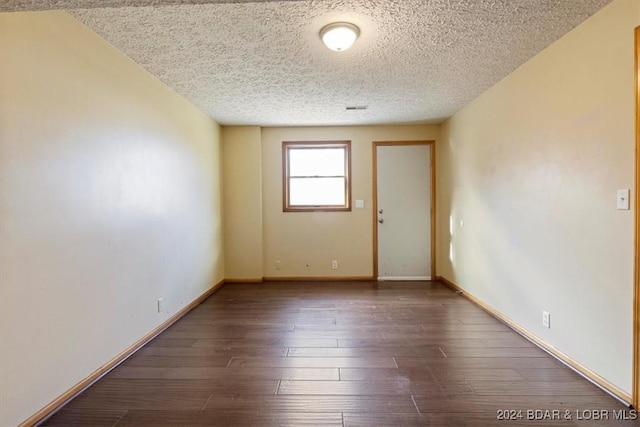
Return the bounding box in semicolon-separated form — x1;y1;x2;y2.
332;260;338;269
355;199;365;208
617;189;630;210
275;261;282;270
157;298;164;313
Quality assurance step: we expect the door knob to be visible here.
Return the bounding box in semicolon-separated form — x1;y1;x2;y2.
378;209;384;214
378;218;384;224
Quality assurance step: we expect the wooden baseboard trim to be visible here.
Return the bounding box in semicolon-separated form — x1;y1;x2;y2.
437;275;465;294
263;276;375;282
224;278;264;283
436;275;632;405
23;279;226;427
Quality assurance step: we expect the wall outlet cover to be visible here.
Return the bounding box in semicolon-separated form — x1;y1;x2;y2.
542;311;550;328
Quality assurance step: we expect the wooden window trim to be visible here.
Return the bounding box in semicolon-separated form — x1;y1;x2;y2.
282;140;352;212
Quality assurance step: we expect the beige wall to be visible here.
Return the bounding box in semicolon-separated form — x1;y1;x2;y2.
222;126;263;280
261;126;438;278
437;0;638;394
0;12;224;426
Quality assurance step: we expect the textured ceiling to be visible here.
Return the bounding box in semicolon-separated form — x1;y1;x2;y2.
0;0;298;10
1;0;611;126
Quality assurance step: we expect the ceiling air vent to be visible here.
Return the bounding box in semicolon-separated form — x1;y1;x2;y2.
345;105;367;111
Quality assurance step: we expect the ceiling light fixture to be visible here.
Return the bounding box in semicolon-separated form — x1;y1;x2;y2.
320;22;360;52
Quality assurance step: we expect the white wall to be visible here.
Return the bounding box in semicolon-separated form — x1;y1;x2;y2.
0;12;224;426
437;0;638;395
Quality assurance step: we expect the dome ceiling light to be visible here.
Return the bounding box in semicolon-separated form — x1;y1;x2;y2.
320;22;360;52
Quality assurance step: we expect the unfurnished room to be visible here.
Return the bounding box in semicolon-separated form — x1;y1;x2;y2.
1;0;639;426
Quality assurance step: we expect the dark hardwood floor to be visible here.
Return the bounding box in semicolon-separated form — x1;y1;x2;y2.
41;281;638;426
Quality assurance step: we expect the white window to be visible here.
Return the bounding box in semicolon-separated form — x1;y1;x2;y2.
283;141;351;212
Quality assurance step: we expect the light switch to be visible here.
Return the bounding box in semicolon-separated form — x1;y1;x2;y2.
355;199;365;208
617;189;630;210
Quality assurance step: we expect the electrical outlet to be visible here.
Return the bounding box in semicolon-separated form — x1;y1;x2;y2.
542;311;550;328
275;261;281;270
157;298;164;313
332;260;338;269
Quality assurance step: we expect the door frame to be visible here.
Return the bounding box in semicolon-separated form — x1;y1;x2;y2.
372;140;436;280
633;25;639;409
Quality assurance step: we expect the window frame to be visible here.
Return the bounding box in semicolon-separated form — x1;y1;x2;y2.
282;140;352;212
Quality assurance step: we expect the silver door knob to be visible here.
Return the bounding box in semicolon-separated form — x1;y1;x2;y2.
378;218;384;224
378;209;384;214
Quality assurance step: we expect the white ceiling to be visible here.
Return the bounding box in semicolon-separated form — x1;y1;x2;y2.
2;0;611;126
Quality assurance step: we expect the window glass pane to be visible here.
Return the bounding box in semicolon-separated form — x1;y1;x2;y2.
289;177;345;206
289;148;345;177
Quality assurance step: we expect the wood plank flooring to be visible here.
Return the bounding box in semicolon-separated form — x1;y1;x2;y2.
41;281;638;426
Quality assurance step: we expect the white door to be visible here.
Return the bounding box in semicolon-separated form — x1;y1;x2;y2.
376;144;432;280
